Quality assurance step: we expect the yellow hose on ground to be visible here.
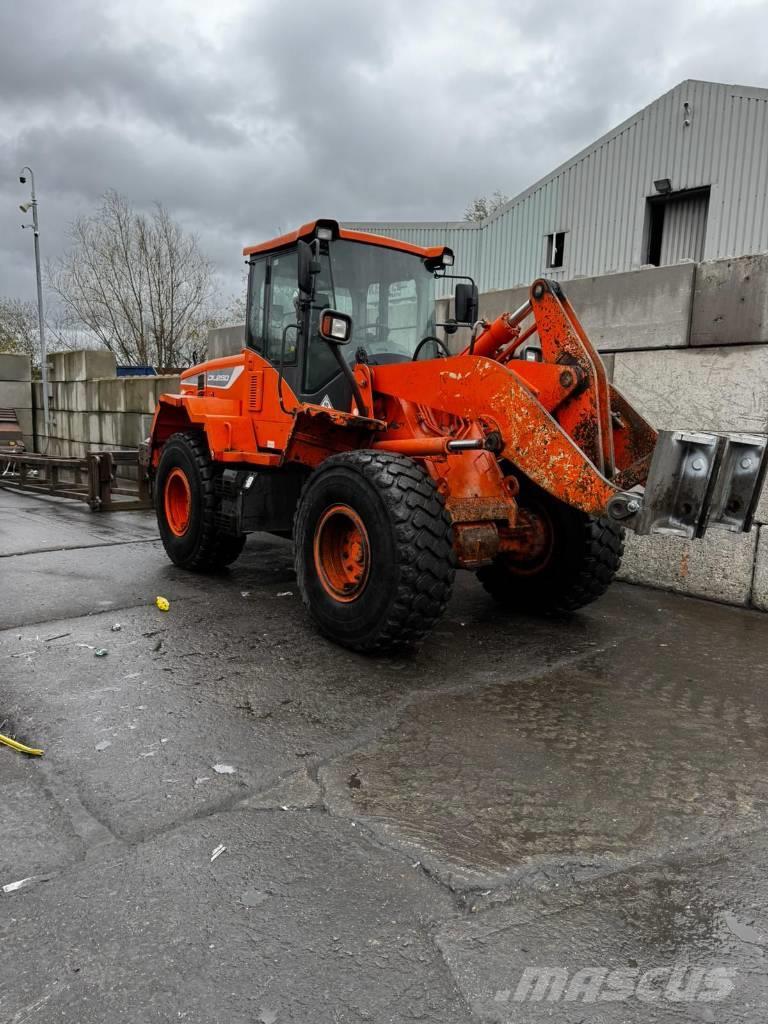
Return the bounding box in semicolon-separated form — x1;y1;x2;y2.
0;733;44;756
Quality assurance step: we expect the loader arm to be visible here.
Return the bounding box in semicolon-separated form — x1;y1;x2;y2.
369;354;633;520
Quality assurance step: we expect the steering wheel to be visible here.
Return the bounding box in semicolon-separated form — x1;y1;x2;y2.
412;336;451;361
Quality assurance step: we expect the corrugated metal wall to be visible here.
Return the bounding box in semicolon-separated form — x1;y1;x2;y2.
347;80;768;293
348;222;481;298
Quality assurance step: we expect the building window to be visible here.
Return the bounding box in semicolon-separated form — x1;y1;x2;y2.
545;231;566;269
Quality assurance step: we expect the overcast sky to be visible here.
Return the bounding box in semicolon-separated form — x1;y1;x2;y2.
2;0;767;309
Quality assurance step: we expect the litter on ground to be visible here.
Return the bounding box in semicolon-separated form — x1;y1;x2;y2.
0;733;44;756
210;844;226;862
2;876;36;894
156;596;170;612
212;763;236;775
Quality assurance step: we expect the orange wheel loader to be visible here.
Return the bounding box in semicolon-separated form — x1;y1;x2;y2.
145;219;768;651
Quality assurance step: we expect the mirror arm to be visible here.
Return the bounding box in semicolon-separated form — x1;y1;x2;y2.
433;271;477;288
328;343;368;419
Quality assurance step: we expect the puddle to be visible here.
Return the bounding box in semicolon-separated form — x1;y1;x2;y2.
322;637;768;874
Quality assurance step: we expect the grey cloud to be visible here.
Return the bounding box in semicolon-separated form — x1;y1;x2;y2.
1;0;767;312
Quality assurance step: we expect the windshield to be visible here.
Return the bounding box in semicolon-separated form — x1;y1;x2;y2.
304;239;437;391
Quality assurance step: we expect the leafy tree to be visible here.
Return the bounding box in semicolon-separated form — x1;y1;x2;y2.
0;297;74;366
463;190;511;223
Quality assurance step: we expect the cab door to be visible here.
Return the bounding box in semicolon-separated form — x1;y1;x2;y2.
247;245;353;409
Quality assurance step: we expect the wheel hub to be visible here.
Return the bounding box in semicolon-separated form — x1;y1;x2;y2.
164;467;192;537
313;504;371;602
497;505;555;575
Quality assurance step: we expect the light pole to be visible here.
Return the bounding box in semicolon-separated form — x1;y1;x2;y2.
19;166;49;438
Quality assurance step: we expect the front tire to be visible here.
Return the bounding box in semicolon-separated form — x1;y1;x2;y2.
294;451;455;652
155;431;245;571
477;478;624;613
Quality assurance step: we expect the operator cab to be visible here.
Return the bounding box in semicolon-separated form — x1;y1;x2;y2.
243;219;474;411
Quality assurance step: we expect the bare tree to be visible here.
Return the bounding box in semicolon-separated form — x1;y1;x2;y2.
464;190;511;223
50;191;216;367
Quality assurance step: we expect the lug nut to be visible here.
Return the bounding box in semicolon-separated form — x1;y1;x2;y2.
559;370;574;388
626;499;640;514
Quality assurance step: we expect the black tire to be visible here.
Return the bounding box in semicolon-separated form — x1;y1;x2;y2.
155;430;245;571
477;478;624;613
294;451;455;652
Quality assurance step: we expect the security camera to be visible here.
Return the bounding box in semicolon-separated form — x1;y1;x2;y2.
19;175;26;184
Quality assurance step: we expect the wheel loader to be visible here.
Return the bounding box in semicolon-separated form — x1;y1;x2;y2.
146;219;768;651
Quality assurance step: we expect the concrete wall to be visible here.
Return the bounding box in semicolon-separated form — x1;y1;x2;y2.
32;349;180;459
0;353;34;450
437;261;697;353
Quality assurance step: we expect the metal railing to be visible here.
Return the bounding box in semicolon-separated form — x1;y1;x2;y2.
0;450;151;511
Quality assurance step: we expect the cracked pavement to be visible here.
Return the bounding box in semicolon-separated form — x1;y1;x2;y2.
2;487;768;1022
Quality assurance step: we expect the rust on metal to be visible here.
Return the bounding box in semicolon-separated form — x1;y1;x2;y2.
446;496;514;524
452;521;500;568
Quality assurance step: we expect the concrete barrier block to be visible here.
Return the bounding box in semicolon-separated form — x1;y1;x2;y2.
0;380;33;410
446;264;694;354
691;253;768;346
753;527;768;610
565;263;696;351
96;377;126;413
49;409;70;441
154;375;181;401
14;408;34;438
51;349;117;382
87;412;103;446
54;379;87;411
207;324;245;360
613;345;768;434
111;413;144;448
99;413;119;446
120;377;155;414
85;380;99;410
0;353;32;381
618;528;758;606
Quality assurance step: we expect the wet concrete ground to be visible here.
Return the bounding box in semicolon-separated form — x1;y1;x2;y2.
2;486;768;1022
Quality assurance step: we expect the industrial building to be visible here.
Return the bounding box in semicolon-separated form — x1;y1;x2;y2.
349;79;768;295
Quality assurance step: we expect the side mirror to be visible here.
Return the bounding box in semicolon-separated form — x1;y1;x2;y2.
319;309;353;345
298;239;321;295
455;282;479;324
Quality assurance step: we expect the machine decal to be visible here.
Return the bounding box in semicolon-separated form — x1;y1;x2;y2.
206;365;244;389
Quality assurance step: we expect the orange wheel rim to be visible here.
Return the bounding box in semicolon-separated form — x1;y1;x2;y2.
164;467;192;537
313;503;370;602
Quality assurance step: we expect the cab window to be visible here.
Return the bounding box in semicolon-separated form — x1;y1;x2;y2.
266;249;299;363
246;257;267;352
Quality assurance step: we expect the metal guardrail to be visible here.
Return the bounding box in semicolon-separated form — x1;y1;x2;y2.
0;450;151;511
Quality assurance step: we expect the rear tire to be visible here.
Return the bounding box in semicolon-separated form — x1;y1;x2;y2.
155;431;245;571
477;478;624;613
294;451;455;652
